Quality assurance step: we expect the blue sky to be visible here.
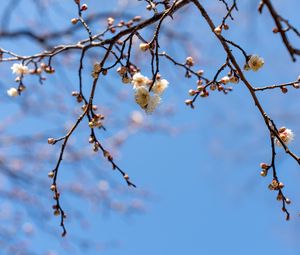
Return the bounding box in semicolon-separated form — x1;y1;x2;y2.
1;1;300;254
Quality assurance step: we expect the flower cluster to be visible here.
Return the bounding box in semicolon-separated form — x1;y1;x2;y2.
132;72;168;114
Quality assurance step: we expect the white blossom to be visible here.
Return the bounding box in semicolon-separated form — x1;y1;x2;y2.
135;86;150;108
7;87;18;97
145;94;161;114
132;72;149;89
152;79;169;95
275;127;294;146
247;55;264;72
11;63;29;75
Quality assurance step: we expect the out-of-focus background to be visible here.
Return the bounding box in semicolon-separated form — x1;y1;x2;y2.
0;1;300;254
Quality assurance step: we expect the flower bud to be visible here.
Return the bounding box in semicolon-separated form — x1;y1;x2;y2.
260;162;269;170
80;3;88;11
48;138;55;145
54;210;60;216
107;17;114;26
122;76;131;84
189;89;196;96
223;24;229;30
281;86;288;93
260;170;267;177
139;43;150;52
214;26;222;35
185;99;193;105
71;18;79;24
185;56;194;66
48;171;55;178
133;16;141;22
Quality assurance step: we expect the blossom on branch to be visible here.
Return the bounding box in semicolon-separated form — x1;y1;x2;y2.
247;55;264;72
7;87;19;97
11;63;29;75
135;86;150;108
145;94;161;114
275;127;294;146
152;78;169;94
132;72;150;89
132;72;168;113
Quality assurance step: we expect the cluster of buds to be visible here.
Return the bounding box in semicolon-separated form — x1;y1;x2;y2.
109;15;141;33
40;62;55;74
214;24;229;35
186;84;209;106
92;141;100;152
88;114;104;128
103;150;114;162
278;82;300;93
268;179;285;191
50;185;61;215
117;66;131;84
89;136;106;155
71;91;83;103
209;82;227;92
29;67;42;75
107;17;117;33
52;204;60;217
259;162;270;177
184;68;203;79
92;62;102;78
117;65;140;84
219;74;239;85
